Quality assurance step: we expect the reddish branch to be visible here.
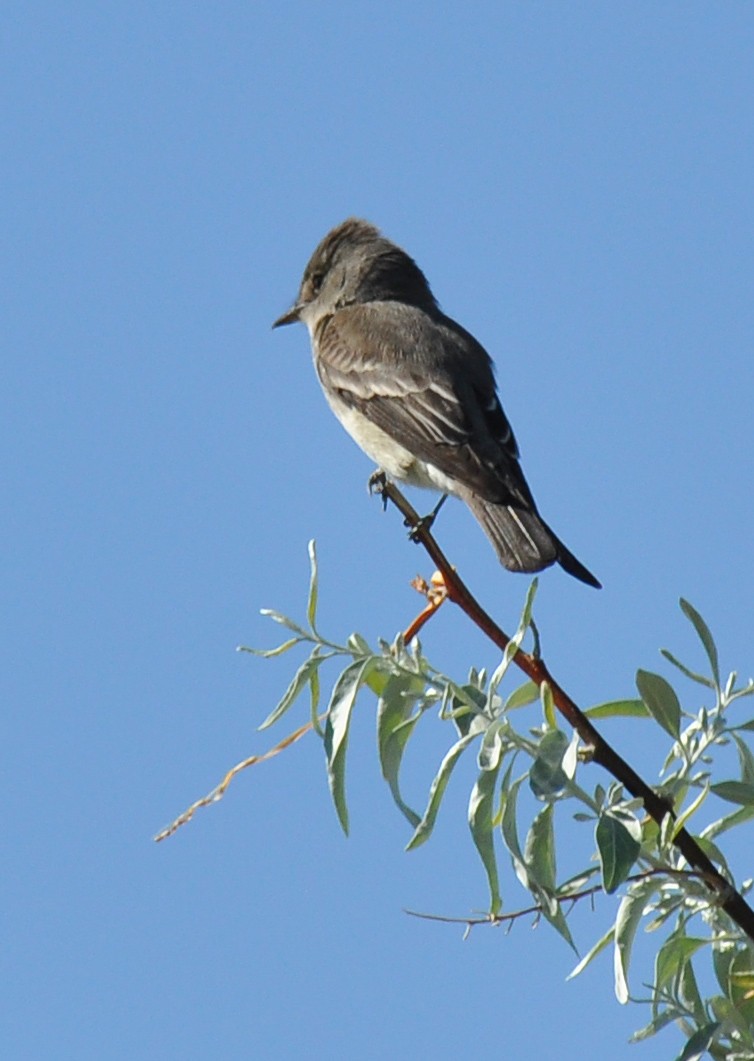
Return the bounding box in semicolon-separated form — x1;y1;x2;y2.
381;479;754;944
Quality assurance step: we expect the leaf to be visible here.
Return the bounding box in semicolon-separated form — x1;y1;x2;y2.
680;598;720;689
596;811;641;893
660;649;716;690
614;877;664;1003
540;681;556;730
468;760;504;914
636;669;681;739
478;720;506;772
238;638;302;658
678;958;706;1024
501;775;529;890
259;609;309;639
672;782;710;838
524;804;556;893
701;801;754;840
259;652;328;730
309;659;323;737
503;681;539;711
733;733;754;785
449;683;486;737
654;934;708;1000
487;581;539;694
675;1022;721;1061
585;699;650;720
708;995;754;1045
306;540;319;634
377;673;424;828
529;729;570;800
347;632;372;656
712;941;736;997
540;898;576;951
629;1010;680;1043
519;577;538;633
324;658;375;835
567;926;614;980
406;733;479;850
710;780;754;805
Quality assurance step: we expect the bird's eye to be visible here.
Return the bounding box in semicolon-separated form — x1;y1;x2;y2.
309;271;325;295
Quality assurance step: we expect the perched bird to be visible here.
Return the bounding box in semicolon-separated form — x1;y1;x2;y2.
273;218;600;588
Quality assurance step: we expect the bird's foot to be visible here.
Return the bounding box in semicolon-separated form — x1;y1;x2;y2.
367;469;389;512
406;494;448;542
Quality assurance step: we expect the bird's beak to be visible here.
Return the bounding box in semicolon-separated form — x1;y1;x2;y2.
272;303;302;328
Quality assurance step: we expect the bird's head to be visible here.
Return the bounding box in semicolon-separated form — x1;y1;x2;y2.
273;218;437;332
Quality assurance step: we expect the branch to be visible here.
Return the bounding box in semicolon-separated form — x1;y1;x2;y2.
379;479;754;943
406;869;705;936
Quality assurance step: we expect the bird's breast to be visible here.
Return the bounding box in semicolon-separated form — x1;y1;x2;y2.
320;389;457;494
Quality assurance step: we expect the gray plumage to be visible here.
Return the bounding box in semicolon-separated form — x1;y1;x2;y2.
273;218;600;588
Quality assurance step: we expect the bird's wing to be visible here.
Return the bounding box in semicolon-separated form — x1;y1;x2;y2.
315;304;534;506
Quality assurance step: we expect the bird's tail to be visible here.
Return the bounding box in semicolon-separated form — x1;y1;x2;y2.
465;496;601;589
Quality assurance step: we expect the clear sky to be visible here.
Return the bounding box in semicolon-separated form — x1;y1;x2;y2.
4;4;753;1059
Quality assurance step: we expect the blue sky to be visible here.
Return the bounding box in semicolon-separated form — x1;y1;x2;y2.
4;4;753;1058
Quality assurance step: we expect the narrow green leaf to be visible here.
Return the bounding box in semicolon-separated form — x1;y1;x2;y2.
585;699;650;720
503;681;539;710
675;1022;721;1061
519;577;538;633
708;995;754;1045
636;669;681;739
614;877;664;1003
309;660;324;737
306;540;319;634
596;811;641;893
478;719;506;772
655;933;708;998
377;673;424;828
501;775;530;889
690;834;732;878
259;652;328;730
672;782;710;838
710;780;754;805
363;664;390;697
541;902;577;951
712;941;736;998
567;925;614;980
680;598;720;689
529;729;570;800
701;801;754;841
540;681;556;730
629;1010;679;1043
469;760;503;914
524;804;556;892
259;609;309;639
238;638;302;658
660;648;716;690
324;658;375;835
678;957;706;1024
347;632;372;656
406;733;479;850
733;733;754;785
488;581;539;694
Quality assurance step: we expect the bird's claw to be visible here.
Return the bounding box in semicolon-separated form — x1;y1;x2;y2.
406;493;448;541
406;513;436;542
368;470;389;512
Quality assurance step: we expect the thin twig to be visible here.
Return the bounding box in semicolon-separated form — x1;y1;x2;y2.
405;869;705;932
154;715;324;842
379;479;754;944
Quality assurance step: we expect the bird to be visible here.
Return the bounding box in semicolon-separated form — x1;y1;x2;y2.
273;218;600;588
